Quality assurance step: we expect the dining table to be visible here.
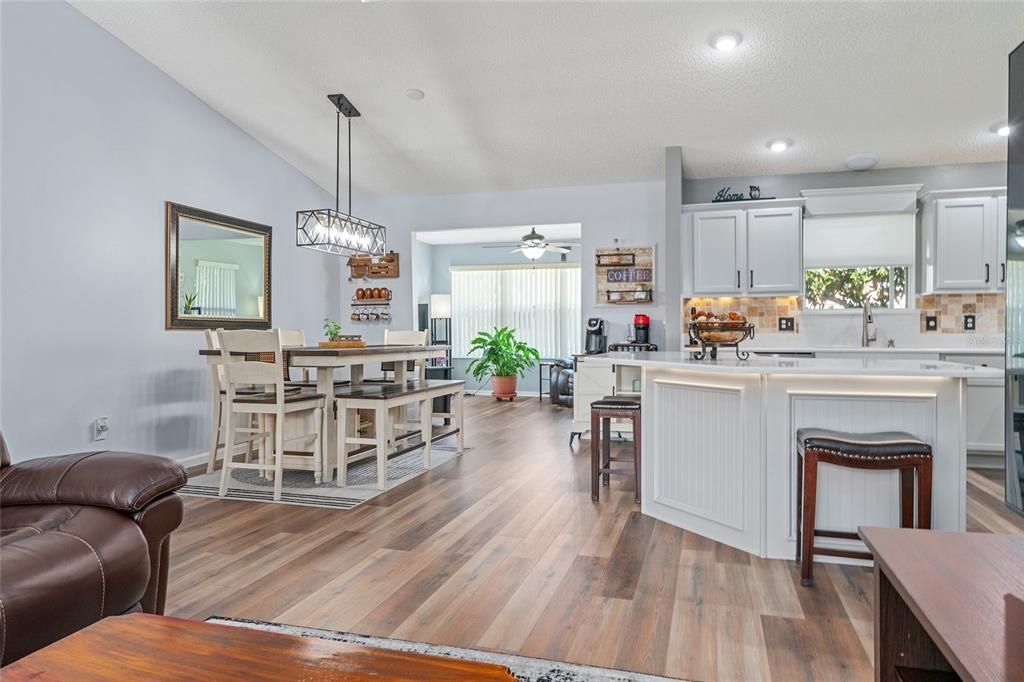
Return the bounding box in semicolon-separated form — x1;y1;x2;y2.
199;344;450;478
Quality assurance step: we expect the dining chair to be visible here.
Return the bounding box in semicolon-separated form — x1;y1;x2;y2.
204;329;266;474
382;329;428;381
217;329;326;501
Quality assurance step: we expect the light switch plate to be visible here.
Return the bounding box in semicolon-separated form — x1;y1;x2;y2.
778;317;795;332
963;314;976;331
925;316;938;331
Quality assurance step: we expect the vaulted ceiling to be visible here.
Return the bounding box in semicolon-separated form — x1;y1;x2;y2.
73;1;1022;197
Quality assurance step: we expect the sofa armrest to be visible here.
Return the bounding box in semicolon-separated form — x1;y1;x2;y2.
0;451;187;512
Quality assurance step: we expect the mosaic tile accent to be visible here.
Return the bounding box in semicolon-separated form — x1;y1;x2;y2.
683;296;802;339
917;293;1005;334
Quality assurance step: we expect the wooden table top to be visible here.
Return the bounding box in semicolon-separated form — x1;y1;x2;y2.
3;613;515;681
199;344;448;357
859;527;1024;682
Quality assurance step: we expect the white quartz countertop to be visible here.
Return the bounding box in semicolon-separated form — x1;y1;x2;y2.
586;351;1003;378
739;346;1003;356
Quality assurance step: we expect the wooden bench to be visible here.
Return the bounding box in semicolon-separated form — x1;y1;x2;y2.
334;379;464;489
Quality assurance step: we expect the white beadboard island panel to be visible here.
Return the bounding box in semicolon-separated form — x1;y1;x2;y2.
585;352;977;563
645;370;763;555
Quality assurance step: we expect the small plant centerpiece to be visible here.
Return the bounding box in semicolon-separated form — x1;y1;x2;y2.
318;318;366;348
467;326;540;400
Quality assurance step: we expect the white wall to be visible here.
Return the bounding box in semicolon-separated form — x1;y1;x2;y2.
356;181;666;349
0;1;339;460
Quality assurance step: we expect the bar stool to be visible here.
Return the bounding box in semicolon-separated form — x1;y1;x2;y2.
796;428;933;587
590;396;641;503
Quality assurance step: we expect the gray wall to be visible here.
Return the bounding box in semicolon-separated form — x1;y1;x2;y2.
355;181;666;350
682;162;1006;204
0;1;339;460
422;241;581;296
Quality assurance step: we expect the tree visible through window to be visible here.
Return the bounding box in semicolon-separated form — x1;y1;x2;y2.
804;266;908;309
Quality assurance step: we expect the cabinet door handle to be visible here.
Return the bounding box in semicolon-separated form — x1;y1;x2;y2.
736;270;741;289
1001;263;1006;283
985;263;990;283
749;270;754;288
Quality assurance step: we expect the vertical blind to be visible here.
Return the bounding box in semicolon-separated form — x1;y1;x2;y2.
195;260;238;317
451;264;582;358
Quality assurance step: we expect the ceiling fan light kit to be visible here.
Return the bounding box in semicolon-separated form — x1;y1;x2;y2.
296;93;387;258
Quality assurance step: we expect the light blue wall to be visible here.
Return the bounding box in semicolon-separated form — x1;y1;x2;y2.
681;162;1006;204
0;1;339;460
424;241;581;296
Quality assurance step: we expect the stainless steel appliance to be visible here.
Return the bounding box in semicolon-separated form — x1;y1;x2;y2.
1006;39;1024;515
585;317;606;354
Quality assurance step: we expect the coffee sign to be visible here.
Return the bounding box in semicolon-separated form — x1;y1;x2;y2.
606;267;652;283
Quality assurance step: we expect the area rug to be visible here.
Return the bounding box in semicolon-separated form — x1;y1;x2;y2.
206;617;686;682
180;442;463;510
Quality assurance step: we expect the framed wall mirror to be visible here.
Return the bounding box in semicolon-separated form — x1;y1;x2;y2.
165;201;272;330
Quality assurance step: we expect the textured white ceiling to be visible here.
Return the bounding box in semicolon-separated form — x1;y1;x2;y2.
72;1;1022;197
415;223;582;245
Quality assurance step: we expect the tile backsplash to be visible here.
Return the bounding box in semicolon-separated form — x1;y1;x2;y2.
683;296;802;337
917;293;1005;334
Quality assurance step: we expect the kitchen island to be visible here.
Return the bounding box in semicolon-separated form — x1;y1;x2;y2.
582;351;1002;562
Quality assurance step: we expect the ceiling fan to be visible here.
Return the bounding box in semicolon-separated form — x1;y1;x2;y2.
482;227;574;261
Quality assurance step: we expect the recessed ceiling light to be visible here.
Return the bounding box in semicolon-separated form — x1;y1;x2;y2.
991;121;1010;137
768;139;791;153
845;152;880;171
712;32;742;52
406;88;425;101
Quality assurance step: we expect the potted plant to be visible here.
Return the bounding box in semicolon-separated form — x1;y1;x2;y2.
467;326;540;400
182;291;200;315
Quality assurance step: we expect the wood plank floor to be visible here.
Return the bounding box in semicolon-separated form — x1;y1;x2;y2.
168;396;1024;681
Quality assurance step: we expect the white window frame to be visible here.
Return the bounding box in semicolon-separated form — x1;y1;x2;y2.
802;264;914;311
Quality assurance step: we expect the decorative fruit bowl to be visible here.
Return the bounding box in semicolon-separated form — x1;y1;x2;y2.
688;309;754;360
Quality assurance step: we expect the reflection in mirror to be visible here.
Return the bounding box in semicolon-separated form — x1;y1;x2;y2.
166;202;271;330
178;219;265;319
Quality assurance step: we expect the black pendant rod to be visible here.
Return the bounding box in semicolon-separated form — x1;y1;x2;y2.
348;117;352;215
335;110;340;213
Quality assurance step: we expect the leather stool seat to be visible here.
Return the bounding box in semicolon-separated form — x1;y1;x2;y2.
797;428;932;459
591;395;641;410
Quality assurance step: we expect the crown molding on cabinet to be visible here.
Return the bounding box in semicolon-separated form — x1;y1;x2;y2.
919;186;1006;202
800;184;922;217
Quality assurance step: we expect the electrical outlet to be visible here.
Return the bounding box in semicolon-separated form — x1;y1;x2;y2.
778;317;795;332
925;316;938;331
963;314;976;332
94;416;110;441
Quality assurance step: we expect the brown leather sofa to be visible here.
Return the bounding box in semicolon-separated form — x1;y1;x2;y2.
0;431;187;665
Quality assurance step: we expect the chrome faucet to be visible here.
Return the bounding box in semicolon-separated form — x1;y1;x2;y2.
861;299;878;347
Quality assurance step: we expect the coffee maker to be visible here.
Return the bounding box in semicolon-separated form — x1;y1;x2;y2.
585;318;607;354
632;314;650;344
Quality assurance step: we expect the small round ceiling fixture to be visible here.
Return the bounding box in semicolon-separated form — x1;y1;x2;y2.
767;139;791;153
845;152;880;171
712;32;742;52
990;121;1010;136
406;89;425;101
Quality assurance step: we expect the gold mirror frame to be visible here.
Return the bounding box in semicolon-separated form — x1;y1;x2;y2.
165;201;272;330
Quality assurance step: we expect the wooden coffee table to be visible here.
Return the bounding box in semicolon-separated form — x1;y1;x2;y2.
3;613;516;681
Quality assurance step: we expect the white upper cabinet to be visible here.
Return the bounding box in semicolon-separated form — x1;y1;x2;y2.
920;188;1006;293
746;207;803;294
692;210;744;294
683;198;804;297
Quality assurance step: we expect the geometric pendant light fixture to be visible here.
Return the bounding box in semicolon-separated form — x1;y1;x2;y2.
296;93;387;257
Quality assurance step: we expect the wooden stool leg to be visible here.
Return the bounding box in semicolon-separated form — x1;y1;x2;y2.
590;411;601;501
601;417;611;486
800;450;818;587
632;412;641;504
795;450;803;563
899;466;914;529
917;459;933;530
